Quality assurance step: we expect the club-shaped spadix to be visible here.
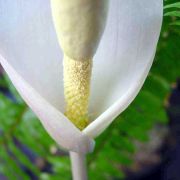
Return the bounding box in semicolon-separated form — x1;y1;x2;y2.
0;0;163;154
50;0;109;130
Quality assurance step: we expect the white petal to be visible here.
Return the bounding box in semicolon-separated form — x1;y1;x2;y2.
0;0;94;153
0;0;163;144
0;54;94;153
84;0;163;138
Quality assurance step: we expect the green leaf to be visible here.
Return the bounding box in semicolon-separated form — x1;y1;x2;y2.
164;11;180;17
0;145;30;180
171;20;180;25
164;2;180;9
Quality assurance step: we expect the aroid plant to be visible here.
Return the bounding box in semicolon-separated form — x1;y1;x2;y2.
0;0;163;179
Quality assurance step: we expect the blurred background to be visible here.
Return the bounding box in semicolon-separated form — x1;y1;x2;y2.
0;0;180;179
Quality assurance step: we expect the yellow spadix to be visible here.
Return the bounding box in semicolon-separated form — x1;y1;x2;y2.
51;0;109;130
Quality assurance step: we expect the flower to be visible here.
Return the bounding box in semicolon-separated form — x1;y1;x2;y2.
0;0;163;154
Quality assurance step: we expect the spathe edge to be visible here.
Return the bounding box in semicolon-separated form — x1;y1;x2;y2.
0;53;95;154
83;0;163;138
83;50;157;138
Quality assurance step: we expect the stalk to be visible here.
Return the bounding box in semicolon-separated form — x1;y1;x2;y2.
70;152;87;180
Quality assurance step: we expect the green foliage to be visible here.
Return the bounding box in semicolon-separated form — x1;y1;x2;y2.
0;2;180;180
164;1;180;26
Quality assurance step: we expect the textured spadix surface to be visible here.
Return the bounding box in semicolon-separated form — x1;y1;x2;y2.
0;0;163;153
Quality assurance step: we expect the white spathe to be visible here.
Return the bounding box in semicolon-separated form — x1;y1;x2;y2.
0;0;163;154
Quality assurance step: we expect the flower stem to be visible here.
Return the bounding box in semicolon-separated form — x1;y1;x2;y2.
63;55;92;130
70;151;87;180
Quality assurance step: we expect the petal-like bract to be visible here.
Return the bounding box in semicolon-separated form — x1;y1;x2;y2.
84;0;163;138
0;0;163;152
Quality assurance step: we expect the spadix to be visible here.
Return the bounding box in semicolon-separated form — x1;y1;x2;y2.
51;0;109;130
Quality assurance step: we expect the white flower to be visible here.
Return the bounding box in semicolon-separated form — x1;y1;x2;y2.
0;0;163;154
